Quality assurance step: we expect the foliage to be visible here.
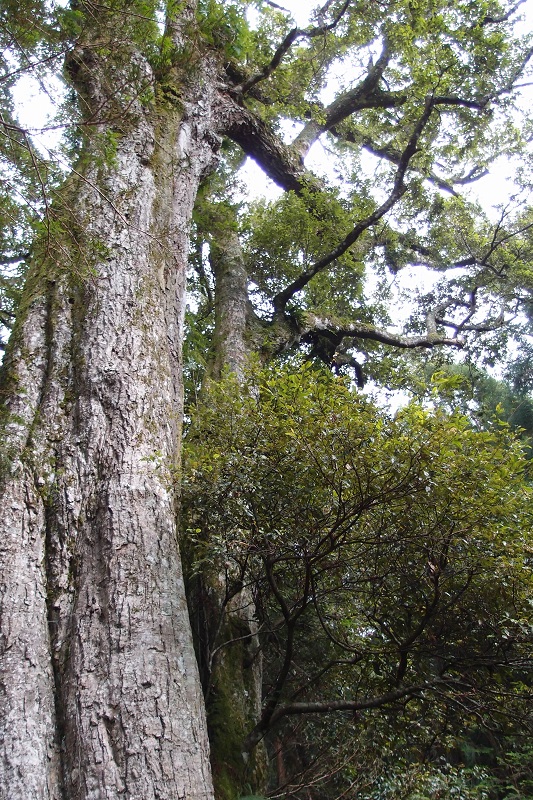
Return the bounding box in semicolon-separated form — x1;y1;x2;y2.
395;360;533;457
197;0;251;60
183;365;533;796
243;189;365;317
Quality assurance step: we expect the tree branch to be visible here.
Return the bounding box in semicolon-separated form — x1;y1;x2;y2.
332;127;462;195
242;557;312;753
487;44;533;100
292;39;406;158
432;94;491;110
436;312;506;335
234;0;352;96
223;100;311;192
273;96;436;313
0;48;69;84
236;26;300;95
303;314;463;350
481;0;527;25
268;682;434;725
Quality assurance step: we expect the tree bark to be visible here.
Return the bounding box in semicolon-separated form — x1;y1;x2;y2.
0;21;220;800
210;228;251;380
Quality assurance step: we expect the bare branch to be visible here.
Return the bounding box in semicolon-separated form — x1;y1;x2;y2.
223;101;311;192
314;0;339;25
432;94;490;110
242;556;312;753
269;682;434;724
303;313;464;350
236;26;300;95
450;165;490;186
0;111;55;262
481;0;527;25
490;44;533;99
262;0;291;10
315;0;352;28
332;127;461;195
425;284;510;337
0;48;68;85
436;311;506;335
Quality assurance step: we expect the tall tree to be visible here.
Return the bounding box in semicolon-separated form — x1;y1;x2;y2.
0;1;532;799
0;2;220;797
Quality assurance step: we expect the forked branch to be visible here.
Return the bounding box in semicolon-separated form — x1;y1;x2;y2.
234;0;352;96
273;96;436;314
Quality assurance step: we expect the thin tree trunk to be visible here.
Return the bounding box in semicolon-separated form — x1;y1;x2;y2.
188;218;268;797
0;23;220;800
210;228;251;380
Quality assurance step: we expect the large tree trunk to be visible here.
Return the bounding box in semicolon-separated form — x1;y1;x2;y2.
0;13;220;798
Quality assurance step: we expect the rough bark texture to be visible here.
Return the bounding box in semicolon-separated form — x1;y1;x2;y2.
0;295;63;798
209;229;251;380
0;31;220;800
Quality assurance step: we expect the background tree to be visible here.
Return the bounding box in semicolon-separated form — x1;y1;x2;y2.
182;366;533;798
1;1;533;799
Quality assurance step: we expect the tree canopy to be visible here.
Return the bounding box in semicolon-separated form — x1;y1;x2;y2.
2;0;533;373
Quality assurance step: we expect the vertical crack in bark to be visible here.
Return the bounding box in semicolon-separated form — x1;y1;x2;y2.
43;499;68;800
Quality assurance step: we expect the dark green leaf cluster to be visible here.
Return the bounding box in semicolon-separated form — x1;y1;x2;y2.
183;366;533;795
197;0;251;60
182;368;532;798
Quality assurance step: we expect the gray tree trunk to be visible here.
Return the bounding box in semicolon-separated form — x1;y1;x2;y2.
210;229;251;380
0;20;220;800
